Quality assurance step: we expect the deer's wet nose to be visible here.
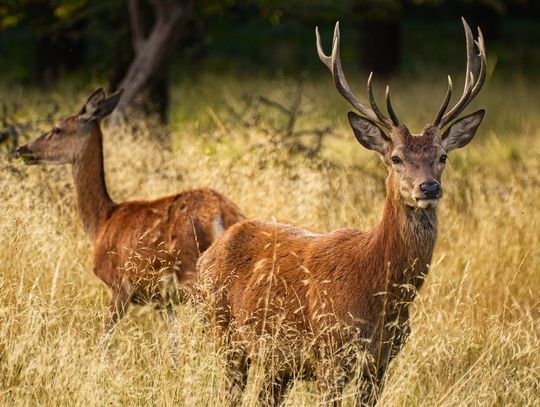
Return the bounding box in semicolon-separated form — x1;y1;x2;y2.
420;181;441;199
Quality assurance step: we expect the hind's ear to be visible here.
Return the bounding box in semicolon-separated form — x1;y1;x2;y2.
79;88;123;120
80;88;106;116
92;89;124;119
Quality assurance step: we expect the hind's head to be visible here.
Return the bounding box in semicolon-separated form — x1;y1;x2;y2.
15;88;122;165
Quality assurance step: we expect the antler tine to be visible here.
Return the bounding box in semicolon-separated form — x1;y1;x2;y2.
385;86;399;126
462;17;475;92
367;72;391;125
437;18;487;128
316;22;393;128
469;27;487;101
436;19;475;126
315;26;332;71
433;76;453;127
440;71;474;127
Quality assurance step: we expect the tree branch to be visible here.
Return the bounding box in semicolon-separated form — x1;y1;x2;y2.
111;0;196;124
114;1;190;118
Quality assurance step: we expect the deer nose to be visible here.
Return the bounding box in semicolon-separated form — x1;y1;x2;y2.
15;145;29;157
420;181;441;199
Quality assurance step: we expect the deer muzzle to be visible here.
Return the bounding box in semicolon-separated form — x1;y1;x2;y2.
415;181;442;208
15;145;38;164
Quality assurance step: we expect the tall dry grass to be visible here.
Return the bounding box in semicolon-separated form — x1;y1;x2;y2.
0;75;538;406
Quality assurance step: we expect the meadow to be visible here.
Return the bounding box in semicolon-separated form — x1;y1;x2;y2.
0;73;539;406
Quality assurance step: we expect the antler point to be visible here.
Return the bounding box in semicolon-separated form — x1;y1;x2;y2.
333;22;340;41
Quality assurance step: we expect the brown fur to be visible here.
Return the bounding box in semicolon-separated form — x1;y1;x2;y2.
198;174;436;405
16;89;245;338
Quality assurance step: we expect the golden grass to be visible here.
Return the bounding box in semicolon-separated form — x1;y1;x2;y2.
0;75;539;406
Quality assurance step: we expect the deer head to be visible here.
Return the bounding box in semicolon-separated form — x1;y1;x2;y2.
15;88;123;165
316;19;486;209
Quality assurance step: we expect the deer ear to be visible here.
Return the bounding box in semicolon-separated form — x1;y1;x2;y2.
81;88;106;116
441;109;485;152
93;89;123;119
348;112;389;155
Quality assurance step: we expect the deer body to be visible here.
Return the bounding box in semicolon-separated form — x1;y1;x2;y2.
204;177;436;335
199;173;436;405
16;89;244;338
198;19;486;406
92;187;241;308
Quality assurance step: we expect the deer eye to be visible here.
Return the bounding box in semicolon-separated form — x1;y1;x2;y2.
391;156;402;164
439;154;448;163
52;127;61;135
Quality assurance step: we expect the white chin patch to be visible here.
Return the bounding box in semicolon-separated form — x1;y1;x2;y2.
416;199;439;209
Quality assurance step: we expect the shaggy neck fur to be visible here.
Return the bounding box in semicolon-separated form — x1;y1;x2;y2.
360;173;438;302
72;122;115;241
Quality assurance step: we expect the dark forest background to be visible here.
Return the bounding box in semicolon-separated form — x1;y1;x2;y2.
0;0;539;122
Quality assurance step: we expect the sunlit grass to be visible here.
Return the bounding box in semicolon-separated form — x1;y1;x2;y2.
0;74;538;405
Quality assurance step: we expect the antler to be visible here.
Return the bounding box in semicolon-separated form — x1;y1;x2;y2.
316;22;398;130
433;18;487;128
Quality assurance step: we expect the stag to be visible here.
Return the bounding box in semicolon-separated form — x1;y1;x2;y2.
15;89;244;345
197;18;486;406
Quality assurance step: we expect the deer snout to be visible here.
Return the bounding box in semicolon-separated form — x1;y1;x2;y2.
420;181;441;199
15;145;30;157
15;144;37;164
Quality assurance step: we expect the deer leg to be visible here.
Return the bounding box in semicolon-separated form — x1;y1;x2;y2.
258;372;291;407
356;318;410;406
355;361;385;407
355;323;409;406
221;345;248;406
163;303;179;368
99;287;131;351
317;361;347;407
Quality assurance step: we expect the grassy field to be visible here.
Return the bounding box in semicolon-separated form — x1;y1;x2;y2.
0;74;539;406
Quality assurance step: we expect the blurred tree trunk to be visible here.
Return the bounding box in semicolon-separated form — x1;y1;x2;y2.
113;0;194;123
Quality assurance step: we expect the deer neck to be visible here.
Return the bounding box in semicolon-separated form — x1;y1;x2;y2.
370;174;438;296
72;123;115;242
